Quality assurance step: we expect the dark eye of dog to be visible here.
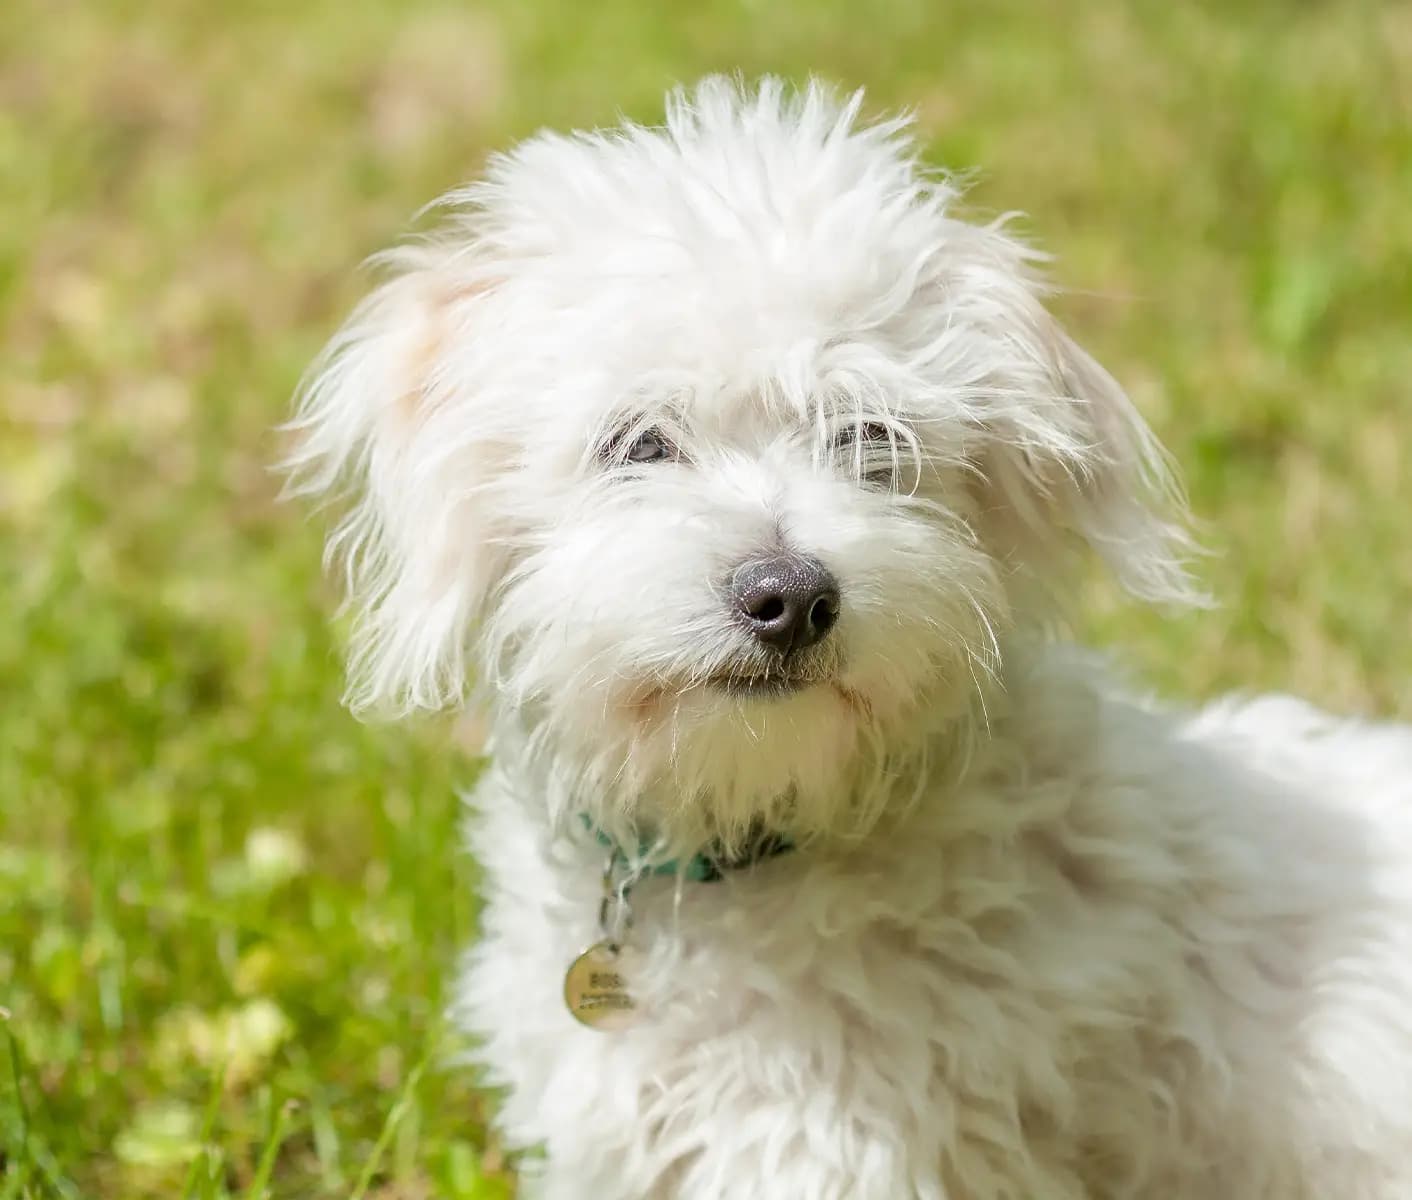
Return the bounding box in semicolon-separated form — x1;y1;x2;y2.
833;421;900;486
834;421;891;451
626;429;672;463
604;426;675;466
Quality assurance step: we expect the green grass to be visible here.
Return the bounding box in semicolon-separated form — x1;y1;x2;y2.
2;1;1409;1195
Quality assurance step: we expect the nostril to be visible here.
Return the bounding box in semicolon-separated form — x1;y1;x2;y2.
749;595;786;624
808;593;839;634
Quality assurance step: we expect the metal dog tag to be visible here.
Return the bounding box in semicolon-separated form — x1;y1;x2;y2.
564;941;638;1031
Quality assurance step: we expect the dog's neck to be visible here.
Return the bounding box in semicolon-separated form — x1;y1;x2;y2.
486;679;992;860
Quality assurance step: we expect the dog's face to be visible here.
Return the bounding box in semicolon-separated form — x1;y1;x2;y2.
289;79;1195;843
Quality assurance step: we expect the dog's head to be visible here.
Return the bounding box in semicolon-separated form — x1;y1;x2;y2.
287;78;1198;845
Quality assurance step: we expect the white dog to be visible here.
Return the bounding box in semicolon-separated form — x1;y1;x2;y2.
287;78;1412;1199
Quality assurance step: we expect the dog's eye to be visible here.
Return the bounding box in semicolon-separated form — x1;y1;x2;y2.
624;429;673;464
832;421;905;488
833;422;891;451
601;425;677;468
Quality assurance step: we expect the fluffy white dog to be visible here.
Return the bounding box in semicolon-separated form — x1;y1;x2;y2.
287;78;1412;1198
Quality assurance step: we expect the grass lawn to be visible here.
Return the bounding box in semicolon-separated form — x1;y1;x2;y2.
2;1;1409;1195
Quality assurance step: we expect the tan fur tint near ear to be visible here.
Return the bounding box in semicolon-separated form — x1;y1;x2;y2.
282;244;509;714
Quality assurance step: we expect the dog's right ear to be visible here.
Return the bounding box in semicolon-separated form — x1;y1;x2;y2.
282;241;510;715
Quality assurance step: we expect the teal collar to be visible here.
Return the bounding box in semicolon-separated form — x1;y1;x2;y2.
581;817;795;883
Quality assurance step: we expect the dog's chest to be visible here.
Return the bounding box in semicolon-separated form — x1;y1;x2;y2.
457;808;1244;1197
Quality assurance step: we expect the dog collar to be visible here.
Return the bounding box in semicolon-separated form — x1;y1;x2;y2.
564;819;796;1030
580;816;795;883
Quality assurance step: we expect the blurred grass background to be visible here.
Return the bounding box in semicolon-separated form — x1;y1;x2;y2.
2;0;1409;1195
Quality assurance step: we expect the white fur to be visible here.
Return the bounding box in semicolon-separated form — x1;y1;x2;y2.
288;78;1412;1198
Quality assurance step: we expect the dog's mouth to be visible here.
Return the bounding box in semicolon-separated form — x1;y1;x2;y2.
707;671;815;700
625;663;870;726
626;656;850;717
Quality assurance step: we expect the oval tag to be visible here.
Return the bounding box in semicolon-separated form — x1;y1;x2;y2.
564;941;638;1031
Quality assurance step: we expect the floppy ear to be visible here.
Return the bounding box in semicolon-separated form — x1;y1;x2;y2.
949;228;1203;606
283;241;511;714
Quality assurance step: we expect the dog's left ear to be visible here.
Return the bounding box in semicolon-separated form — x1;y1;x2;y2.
955;242;1204;606
282;240;513;714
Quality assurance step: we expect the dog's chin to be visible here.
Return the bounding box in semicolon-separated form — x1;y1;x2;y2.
607;669;873;835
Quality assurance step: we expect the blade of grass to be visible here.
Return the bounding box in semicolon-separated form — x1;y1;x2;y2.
2;1008;29;1175
181;1060;230;1200
197;1146;229;1200
2;1008;81;1200
25;1143;83;1200
348;1059;427;1200
244;1095;296;1200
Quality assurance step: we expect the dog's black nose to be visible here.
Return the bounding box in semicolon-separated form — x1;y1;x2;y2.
731;555;840;655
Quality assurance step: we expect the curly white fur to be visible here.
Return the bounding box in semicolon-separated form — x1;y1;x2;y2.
288;78;1412;1198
